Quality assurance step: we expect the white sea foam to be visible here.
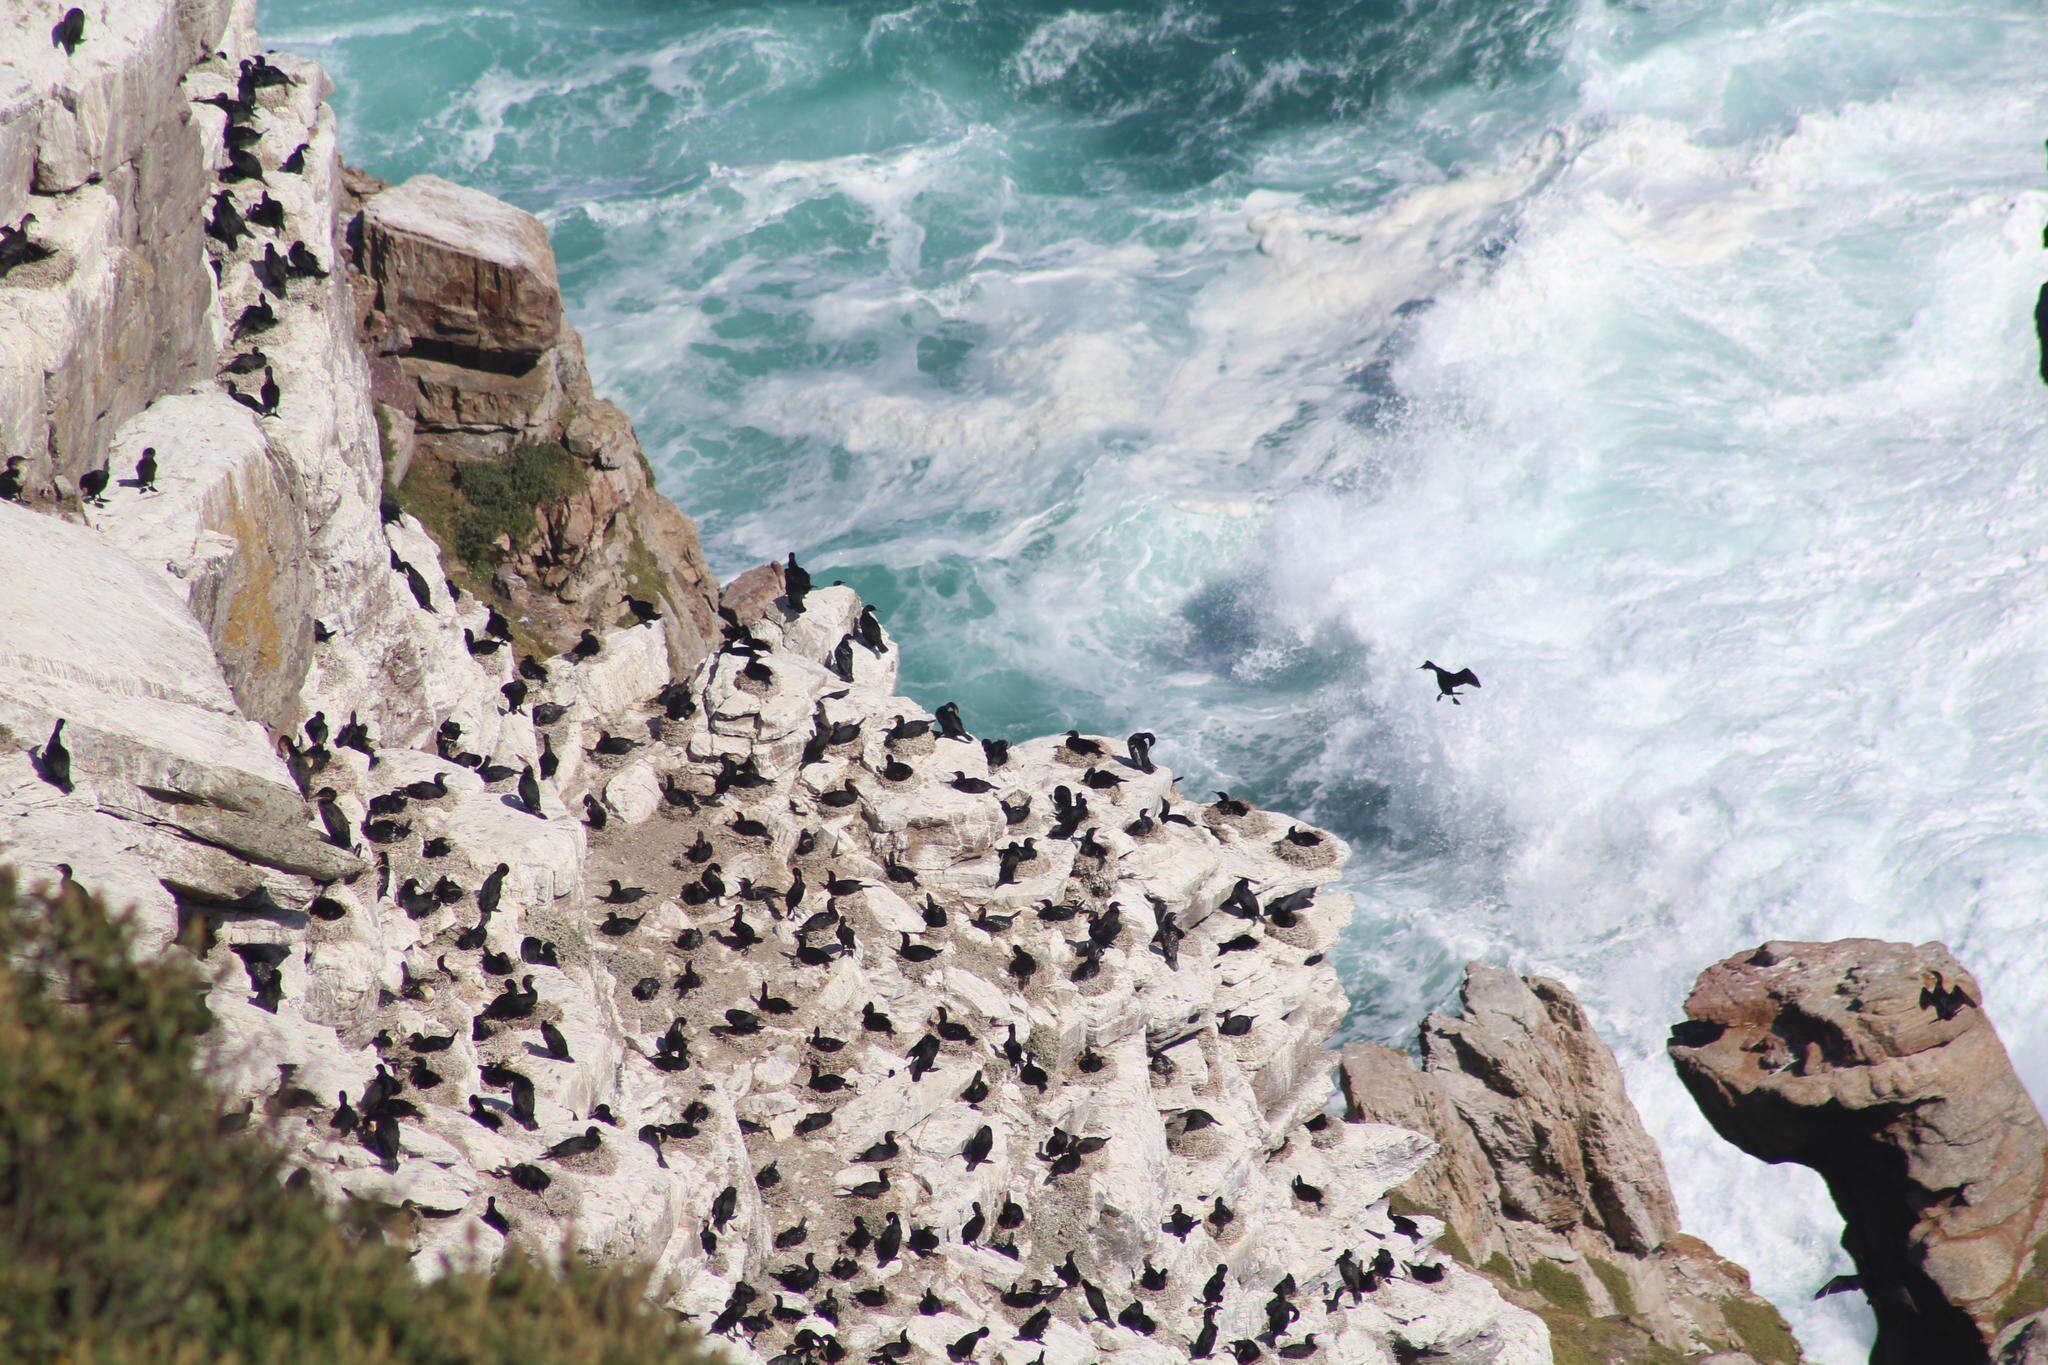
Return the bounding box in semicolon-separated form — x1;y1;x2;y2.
1249;78;2048;1365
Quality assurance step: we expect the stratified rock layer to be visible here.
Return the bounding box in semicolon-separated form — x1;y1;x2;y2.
1345;966;1801;1364
1671;940;2048;1365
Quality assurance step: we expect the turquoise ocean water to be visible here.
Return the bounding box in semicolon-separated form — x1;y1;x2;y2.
269;1;2048;1354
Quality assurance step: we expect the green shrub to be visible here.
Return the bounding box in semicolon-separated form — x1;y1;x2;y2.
0;871;719;1364
445;440;586;572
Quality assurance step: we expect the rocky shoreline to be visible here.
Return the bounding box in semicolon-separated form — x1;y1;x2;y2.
4;4;2047;1364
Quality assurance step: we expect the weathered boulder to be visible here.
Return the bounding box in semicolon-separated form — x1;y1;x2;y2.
1429;965;1676;1252
721;558;792;626
1345;964;1803;1363
1671;940;2048;1364
359;174;561;362
93;393;316;734
0;499;288;793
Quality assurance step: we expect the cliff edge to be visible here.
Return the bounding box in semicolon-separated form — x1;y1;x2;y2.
0;4;1549;1361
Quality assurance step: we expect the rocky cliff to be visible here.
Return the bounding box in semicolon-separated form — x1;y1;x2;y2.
1672;940;2048;1365
1343;966;1799;1365
343;167;720;674
0;4;1553;1361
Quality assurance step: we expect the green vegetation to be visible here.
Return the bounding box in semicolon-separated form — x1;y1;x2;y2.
1998;1238;2048;1330
1531;1258;1595;1317
1720;1293;1803;1365
413;440;586;579
618;532;668;627
1482;1250;1522;1286
1383;1195;1795;1363
1589;1256;1638;1319
1432;1221;1473;1267
392;439;590;656
1533;1306;1689;1365
0;871;719;1365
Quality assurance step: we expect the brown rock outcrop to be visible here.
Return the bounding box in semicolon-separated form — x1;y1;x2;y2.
342;169;719;672
1671;940;2048;1364
1345;963;1803;1363
358;174;561;361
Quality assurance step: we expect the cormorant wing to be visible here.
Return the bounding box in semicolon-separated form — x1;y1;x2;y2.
1813;1274;1862;1299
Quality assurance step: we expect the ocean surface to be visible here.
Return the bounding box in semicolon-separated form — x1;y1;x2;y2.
268;0;2048;1355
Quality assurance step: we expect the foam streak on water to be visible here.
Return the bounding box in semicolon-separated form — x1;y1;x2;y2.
271;1;2048;1355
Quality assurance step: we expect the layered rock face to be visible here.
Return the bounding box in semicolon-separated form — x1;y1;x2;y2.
345;168;719;673
1672;940;2048;1364
0;0;223;489
0;4;1549;1362
1345;966;1801;1364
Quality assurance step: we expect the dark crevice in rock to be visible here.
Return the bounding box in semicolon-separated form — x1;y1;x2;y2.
398;337;540;377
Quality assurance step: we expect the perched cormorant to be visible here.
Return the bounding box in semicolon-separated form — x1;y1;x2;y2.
896;933;941;963
1921;969;1975;1021
232;295;277;338
246;193;285;231
51;8;85;55
542;1125;601;1161
286;241;327;278
33;719;71;793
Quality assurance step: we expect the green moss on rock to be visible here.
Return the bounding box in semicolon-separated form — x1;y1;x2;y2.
1721;1292;1803;1365
1589;1256;1638;1319
1998;1239;2048;1331
1532;1259;1594;1317
1534;1306;1690;1365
